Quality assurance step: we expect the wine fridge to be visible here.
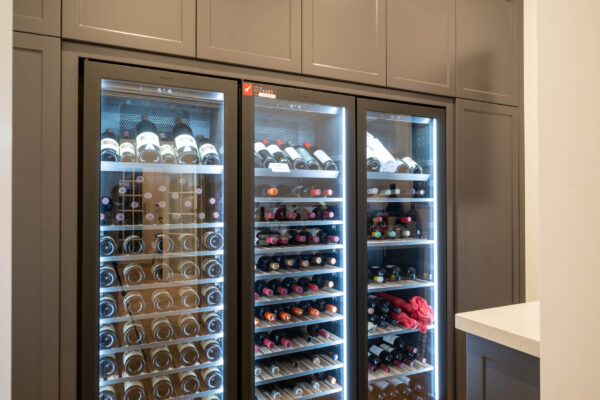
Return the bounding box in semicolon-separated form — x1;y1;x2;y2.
240;83;356;400
81;62;238;400
356;99;446;400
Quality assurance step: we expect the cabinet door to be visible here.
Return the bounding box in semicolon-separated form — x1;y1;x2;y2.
387;0;455;96
456;0;522;105
62;0;196;57
302;0;386;85
14;0;60;36
12;32;61;400
197;0;301;73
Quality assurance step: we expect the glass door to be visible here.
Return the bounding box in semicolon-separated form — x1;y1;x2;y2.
81;62;238;400
240;83;356;400
357;99;446;400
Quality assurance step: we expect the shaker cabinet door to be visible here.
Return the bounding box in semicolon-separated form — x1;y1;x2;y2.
197;0;302;73
456;0;522;105
62;0;196;57
12;32;61;400
387;0;456;96
14;0;60;36
302;0;386;85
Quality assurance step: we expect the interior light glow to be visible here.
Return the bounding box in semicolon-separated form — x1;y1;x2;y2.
432;118;440;399
341;107;348;400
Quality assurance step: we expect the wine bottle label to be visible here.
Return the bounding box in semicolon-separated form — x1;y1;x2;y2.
254;142;268;153
136;131;160;151
151;375;173;398
366;132;397;172
177;342;199;365
119;141;135;157
201;339;222;360
178;314;200;336
151;346;172;370
123;380;145;398
284;145;302;161
369;345;384;357
160;143;176;156
122;321;145;345
199;143;219;158
175;134;198;151
382;335;399;346
200;367;223;389
123;350;145;374
312;149;333;165
99;386;117;400
266;144;283;157
179;371;200;393
101;138;119;153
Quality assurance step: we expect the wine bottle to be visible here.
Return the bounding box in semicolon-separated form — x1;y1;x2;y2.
123;263;145;284
369;344;395;366
254;140;276;167
99;385;117;400
123;291;145;314
366;141;382;172
100;128;119;162
200;339;222;361
177;342;199;366
172;117;199;164
151;262;173;282
178;371;200;394
257;184;278;196
366;132;397;172
277;139;306;169
99;324;117;349
119;134;136;163
282;277;303;294
99;354;117;378
256;307;276;322
178;286;200;308
367;352;390;372
401;156;423;174
202;231;224;250
99;235;117;256
270;331;292;348
197;135;221;165
297;277;318;292
99;263;117;287
200;312;223;333
273;254;296;269
122;234;145;254
267;279;288;295
368;266;385;283
99;294;117;318
285;304;304;317
122;321;145;346
123;381;145;400
201;258;223;278
160;142;177;164
151;317;174;341
262;139;291;167
123;349;145;375
200;285;222;306
177;314;200;337
303;142;338;170
314;298;338;313
255;280;274;297
254;151;264;168
150;346;172;371
201;367;223;389
134;113;161;163
292;142;320;170
151;375;173;399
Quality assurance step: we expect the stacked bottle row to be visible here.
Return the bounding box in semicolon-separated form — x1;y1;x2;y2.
368;375;433;400
101;114;221;165
255;139;338;171
255;373;340;400
365;132;424;174
367;207;428;241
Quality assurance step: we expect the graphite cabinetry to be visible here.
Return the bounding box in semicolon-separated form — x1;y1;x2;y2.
12;32;61;400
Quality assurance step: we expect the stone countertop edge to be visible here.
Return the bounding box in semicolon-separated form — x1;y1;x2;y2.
455;301;540;358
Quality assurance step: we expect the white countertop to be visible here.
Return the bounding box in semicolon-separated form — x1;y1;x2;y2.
455;301;540;357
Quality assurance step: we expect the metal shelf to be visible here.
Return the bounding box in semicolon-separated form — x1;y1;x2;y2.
100;305;224;324
254;220;343;228
255;311;344;333
256;382;342;400
100;222;224;232
367;171;430;182
101;161;223;175
255;288;344;307
101;358;223;385
100;277;224;294
366;239;434;249
255;354;343;387
100;249;224;262
367;279;434;293
100;332;224;356
254;266;344;281
255;168;339;179
255;244;344;255
255;197;343;203
169;387;224;400
255;332;343;360
368;324;435;339
367;360;433;384
367;198;433;203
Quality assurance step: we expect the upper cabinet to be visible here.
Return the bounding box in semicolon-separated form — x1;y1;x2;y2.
62;0;196;57
302;0;386;86
197;0;302;73
456;0;522;105
387;0;456;96
14;0;60;36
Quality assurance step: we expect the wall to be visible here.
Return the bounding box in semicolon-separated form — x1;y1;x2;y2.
538;1;600;398
524;0;540;301
0;0;11;399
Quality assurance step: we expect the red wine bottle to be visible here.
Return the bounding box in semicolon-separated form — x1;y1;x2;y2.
303;142;338;171
277;139;306;169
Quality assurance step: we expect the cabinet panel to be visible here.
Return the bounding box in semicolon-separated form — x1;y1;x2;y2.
62;0;196;57
457;0;522;105
302;0;386;85
12;32;60;400
198;0;301;73
14;0;60;36
387;0;455;96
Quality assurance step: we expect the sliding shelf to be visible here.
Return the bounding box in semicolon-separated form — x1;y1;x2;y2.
100;305;224;324
101;358;224;385
367;197;433;203
255;332;343;360
254;266;343;280
255;355;343;386
254;220;343;228
367;171;430;181
368;325;435;340
367;279;434;293
100;249;224;262
255;168;339;179
367;360;433;384
255;381;343;400
101;161;223;175
255;310;344;333
255;288;344;307
100;222;224;232
366;239;434;249
255;244;344;255
100;277;224;294
100;332;224;356
255;197;343;203
168;387;224;400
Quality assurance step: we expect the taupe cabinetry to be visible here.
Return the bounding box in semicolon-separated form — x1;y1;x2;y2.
13;0;60;36
456;0;522;105
62;0;196;57
12;32;61;400
387;0;456;96
302;0;386;85
197;0;301;72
